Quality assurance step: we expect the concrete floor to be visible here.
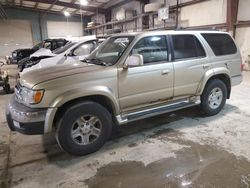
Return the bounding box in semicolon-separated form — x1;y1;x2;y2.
1;65;250;188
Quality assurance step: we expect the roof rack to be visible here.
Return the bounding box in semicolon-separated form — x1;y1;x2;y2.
175;26;219;31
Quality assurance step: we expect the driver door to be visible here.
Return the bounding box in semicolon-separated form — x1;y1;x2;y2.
118;35;174;112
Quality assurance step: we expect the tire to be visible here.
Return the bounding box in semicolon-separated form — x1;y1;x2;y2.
200;79;227;116
56;101;113;156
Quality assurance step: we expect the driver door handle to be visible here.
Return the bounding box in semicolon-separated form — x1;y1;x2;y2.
162;69;170;75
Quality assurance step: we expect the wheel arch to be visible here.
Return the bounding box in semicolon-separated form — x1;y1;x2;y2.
44;87;120;133
199;69;231;99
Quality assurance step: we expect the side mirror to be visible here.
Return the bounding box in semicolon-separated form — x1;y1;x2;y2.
123;54;143;69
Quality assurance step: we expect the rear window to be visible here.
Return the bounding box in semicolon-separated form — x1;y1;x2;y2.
202;33;237;56
172;35;206;60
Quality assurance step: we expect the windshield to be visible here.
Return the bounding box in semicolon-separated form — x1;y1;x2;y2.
87;36;134;65
53;42;76;54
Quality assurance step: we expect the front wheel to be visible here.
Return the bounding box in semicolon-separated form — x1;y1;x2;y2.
200;79;227;116
56;101;112;156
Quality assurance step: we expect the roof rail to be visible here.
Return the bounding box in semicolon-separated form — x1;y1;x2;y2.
175;26;219;31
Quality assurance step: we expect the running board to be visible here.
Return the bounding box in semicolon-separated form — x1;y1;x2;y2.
116;98;200;125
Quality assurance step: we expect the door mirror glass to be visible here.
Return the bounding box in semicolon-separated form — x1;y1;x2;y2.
123;54;143;69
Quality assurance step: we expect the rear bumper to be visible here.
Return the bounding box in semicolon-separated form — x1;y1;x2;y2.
231;74;243;86
5;96;47;135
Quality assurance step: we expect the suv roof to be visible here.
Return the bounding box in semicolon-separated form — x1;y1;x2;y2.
111;30;229;37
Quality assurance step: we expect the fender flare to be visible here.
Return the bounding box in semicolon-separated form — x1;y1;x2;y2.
44;86;119;133
197;67;231;96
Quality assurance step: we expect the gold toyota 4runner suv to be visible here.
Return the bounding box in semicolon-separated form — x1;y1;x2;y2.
6;30;243;156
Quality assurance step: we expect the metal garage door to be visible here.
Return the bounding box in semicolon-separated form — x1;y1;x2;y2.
47;21;83;38
0;19;33;58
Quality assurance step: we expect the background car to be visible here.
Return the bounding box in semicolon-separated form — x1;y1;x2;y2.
20;35;99;76
9;38;68;64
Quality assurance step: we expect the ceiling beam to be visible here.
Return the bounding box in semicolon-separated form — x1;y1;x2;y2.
34;2;39;8
107;0;140;10
23;0;105;13
3;4;83;17
47;0;57;11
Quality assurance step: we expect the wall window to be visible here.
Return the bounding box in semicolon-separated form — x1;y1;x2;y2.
131;36;168;64
202;33;237;56
172;35;206;60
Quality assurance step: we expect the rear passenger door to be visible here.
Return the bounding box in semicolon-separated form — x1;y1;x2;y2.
170;34;207;98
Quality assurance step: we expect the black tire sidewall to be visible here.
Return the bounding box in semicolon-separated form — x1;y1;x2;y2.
201;79;227;116
56;101;112;156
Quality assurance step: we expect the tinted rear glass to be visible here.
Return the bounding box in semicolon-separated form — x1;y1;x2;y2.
202;33;237;56
172;35;206;60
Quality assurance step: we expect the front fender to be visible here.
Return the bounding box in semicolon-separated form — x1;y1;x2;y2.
50;85;119;112
44;86;119;133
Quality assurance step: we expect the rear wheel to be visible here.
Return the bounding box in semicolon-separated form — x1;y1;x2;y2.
56;101;112;156
200;79;227;116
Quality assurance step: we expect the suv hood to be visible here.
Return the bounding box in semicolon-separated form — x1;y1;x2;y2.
20;62;104;88
30;48;55;58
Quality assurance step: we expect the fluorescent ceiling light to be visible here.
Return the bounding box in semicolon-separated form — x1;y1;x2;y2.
64;11;70;17
79;0;88;6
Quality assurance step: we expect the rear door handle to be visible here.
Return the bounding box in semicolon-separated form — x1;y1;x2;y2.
162;70;170;75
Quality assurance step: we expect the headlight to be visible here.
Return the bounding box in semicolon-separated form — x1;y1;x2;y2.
12;52;17;57
16;86;44;104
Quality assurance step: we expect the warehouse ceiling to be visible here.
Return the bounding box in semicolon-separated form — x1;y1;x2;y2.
0;0;129;17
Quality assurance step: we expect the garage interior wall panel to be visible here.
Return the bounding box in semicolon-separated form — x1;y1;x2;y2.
237;0;250;21
0;19;33;57
112;1;142;31
235;0;250;68
47;21;83;38
235;27;250;67
179;0;227;27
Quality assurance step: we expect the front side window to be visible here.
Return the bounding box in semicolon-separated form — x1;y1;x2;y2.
131;36;168;64
202;33;237;56
73;42;96;56
88;36;134;65
172;35;206;60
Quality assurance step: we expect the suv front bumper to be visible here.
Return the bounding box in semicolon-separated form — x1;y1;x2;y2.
6;96;47;135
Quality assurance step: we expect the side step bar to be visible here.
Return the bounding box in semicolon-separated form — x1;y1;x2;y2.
116;98;200;125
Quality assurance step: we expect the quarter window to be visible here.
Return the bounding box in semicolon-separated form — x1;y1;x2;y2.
202;33;237;56
131;36;168;64
172;35;206;60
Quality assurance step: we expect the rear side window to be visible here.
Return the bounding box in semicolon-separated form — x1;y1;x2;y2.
172;35;206;60
202;33;237;56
